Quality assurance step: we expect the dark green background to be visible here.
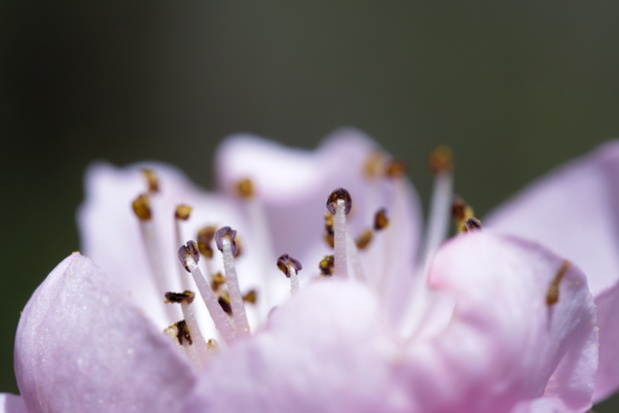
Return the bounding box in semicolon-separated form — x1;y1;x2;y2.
1;2;618;410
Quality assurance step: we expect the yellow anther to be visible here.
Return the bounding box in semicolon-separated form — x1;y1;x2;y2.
452;197;476;233
427;145;453;175
197;226;217;258
319;255;335;276
374;208;389;231
355;229;373;250
385;159;407;179
234;178;255;199
210;272;226;292
132;194;152;221
141;168;160;193
242;289;257;304
175;204;192;221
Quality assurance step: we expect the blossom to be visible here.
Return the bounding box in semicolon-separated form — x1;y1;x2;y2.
1;129;615;412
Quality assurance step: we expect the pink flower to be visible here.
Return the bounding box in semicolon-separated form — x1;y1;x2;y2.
1;129;614;412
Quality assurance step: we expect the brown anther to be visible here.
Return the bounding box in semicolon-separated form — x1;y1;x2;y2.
326;188;352;215
452;196;476;233
207;338;220;353
178;241;200;272
463;217;482;232
215;226;239;256
164;290;195;304
141;168;160;193
218;294;232;315
355;229;373;250
324;212;334;234
211;272;226;292
374;208;389;231
364;151;384;178
319;255;335;276
175;204;192;221
547;261;570;307
385;159;407;178
277;254;303;278
234;178;255;199
427;145;453;175
197;226;217;258
165;320;193;346
131;194;152;221
243;289;257;304
324;233;335;249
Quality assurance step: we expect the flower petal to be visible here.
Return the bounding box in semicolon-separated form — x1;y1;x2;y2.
15;254;196;413
183;280;413;413
485;141;619;296
0;394;27;413
592;280;619;401
403;233;598;413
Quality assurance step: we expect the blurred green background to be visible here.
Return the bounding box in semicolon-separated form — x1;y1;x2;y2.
1;1;619;410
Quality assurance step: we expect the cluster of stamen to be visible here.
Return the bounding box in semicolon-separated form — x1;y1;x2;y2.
129;146;566;371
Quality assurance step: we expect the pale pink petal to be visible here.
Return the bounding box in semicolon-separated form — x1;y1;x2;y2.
78;162;248;327
592;280;619;401
486;141;619;296
15;254;196;413
404;233;598;413
0;394;27;413
183;280;414;413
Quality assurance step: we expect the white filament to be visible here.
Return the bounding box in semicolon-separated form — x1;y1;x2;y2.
221;237;251;336
333;199;349;277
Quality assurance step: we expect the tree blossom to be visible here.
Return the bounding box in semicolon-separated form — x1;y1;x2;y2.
1;129;615;413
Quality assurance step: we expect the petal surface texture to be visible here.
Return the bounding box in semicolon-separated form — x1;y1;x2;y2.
404;233;598;413
184;280;413;413
14;254;196;413
0;395;27;413
485;141;619;401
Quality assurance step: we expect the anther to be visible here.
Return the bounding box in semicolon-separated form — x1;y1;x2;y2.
463;217;482;232
234;178;255;199
218;295;232;315
141;168;160;193
427;145;453;175
547;260;570;306
374;208;389;231
215;226;240;257
451;196;476;233
326;188;352;215
178;241;201;272
175;204;192;221
276;254;303;277
211;272;226;292
355;229;373;250
197;226;217;259
164;320;193;346
243;289;257;304
164;290;196;304
132;194;152;221
385;160;407;179
319;255;335;276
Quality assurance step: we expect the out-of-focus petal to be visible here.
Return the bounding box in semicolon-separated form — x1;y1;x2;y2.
485;141;619;296
77;162;248;327
592;281;619;401
0;394;27;413
183;280;413;413
403;233;598;413
14;254;196;413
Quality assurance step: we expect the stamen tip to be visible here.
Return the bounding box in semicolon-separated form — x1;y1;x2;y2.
178;241;200;272
234;178;256;199
141;168;160;193
132;193;152;221
175;204;193;221
319;255;335;276
326;188;352;215
215;226;239;256
428;145;453;175
276;254;303;278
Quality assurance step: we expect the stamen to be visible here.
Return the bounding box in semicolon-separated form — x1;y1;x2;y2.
165;320;192;345
277;254;302;294
218;294;232;315
174;204;194;291
234;178;255;199
164;319;204;368
463;217;482;232
418;146;454;269
215;227;251;336
319;255;335;276
384;159;407;179
326;188;352;277
178;241;237;344
363;150;384;178
346;234;367;282
141;168;160;193
197;226;217;259
164;290;195;304
547;260;570;306
132;192;177;322
324;212;335;249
